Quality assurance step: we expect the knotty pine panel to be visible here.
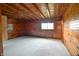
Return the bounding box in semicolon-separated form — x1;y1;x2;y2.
8;18;25;39
24;19;62;39
63;24;79;56
63;4;79;56
0;5;3;56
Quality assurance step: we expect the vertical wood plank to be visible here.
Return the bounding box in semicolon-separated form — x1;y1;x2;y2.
0;4;3;56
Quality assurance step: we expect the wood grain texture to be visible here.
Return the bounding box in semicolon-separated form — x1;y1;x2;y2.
0;4;3;56
63;4;79;56
24;19;63;39
1;3;69;21
1;3;78;56
63;23;78;56
8;18;25;39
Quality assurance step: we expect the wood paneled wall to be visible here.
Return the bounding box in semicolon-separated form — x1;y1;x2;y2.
63;4;79;56
63;22;79;56
8;18;25;39
24;19;63;39
0;5;3;56
6;17;63;39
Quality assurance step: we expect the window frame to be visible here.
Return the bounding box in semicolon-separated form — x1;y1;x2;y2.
69;20;79;30
41;22;54;30
7;24;13;32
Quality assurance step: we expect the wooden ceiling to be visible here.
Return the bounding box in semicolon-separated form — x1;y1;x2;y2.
1;3;70;20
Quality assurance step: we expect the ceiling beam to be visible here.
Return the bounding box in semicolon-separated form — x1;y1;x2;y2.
1;4;18;13
14;4;39;20
21;4;43;19
2;3;35;20
2;5;35;20
32;3;46;18
45;3;51;19
1;3;67;21
12;4;35;20
2;10;17;19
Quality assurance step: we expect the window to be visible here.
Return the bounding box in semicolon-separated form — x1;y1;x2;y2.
7;24;13;32
41;22;54;30
69;20;79;30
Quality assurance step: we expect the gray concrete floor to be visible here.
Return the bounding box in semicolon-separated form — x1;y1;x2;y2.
3;36;70;56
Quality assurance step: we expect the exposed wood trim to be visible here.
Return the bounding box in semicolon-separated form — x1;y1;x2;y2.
0;4;3;56
45;3;51;19
18;4;38;19
1;4;34;19
61;4;70;20
1;4;17;12
61;4;73;22
1;3;68;21
21;4;42;20
33;3;46;18
2;4;36;20
15;4;39;20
